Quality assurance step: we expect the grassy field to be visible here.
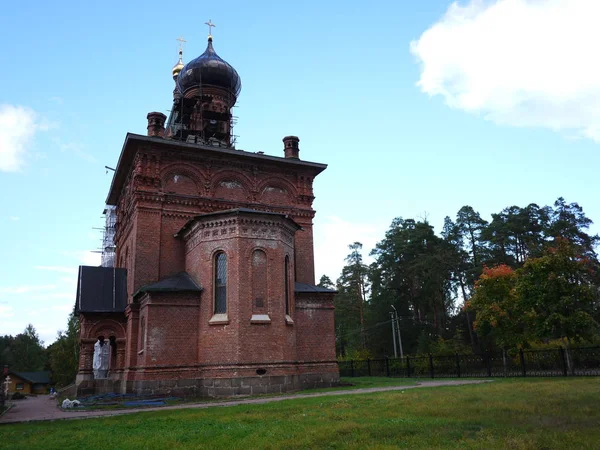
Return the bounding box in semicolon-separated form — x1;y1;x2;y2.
1;378;599;449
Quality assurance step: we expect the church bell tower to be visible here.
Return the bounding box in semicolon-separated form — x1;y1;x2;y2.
165;20;241;147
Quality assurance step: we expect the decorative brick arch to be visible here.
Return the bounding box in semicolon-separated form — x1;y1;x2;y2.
257;177;297;205
211;170;253;202
160;164;205;195
257;177;297;197
86;319;126;341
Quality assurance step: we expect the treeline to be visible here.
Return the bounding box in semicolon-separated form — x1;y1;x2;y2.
322;198;600;358
0;311;79;387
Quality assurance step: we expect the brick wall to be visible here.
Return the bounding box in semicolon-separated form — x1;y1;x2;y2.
295;292;337;363
79;138;337;394
139;292;200;367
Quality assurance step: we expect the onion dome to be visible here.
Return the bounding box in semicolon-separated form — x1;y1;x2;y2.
176;37;241;100
172;49;184;79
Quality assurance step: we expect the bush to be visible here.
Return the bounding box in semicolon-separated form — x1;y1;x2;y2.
11;392;26;400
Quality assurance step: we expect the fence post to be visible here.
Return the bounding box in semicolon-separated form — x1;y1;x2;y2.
559;347;568;376
456;353;461;378
367;359;371;377
406;356;411;378
385;357;390;377
519;349;526;377
429;354;435;379
350;360;355;377
486;352;492;377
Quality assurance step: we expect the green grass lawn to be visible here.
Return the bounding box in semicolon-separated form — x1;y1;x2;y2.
56;377;418;411
1;378;599;449
295;376;418;393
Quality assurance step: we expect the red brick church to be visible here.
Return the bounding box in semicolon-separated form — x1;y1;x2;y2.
74;29;338;397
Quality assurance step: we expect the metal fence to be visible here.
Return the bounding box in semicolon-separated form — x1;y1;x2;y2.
338;346;600;378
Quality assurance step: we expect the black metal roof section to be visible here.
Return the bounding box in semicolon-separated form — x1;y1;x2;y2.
76;266;127;313
134;272;202;298
294;282;337;294
9;371;51;384
177;37;241;99
175;207;302;237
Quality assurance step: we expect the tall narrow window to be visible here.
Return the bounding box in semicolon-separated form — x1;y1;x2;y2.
285;255;290;316
214;252;227;314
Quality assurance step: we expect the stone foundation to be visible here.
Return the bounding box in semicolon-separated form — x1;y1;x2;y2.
76;378;124;397
76;366;339;398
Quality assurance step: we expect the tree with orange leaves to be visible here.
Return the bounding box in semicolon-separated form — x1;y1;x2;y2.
468;264;528;349
470;238;600;350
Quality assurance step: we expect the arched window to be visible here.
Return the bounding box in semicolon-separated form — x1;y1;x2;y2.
285;255;290;316
214;252;227;314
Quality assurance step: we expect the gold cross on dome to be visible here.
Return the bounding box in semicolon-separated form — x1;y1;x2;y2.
205;19;216;37
176;36;187;51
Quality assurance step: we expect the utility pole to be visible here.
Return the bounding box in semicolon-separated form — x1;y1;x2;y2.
390;312;397;358
391;305;404;358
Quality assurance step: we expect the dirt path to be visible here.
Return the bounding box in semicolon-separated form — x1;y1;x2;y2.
0;380;491;424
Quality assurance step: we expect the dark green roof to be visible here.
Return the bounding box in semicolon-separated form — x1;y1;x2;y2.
11;371;51;384
294;282;337;293
134;272;202;298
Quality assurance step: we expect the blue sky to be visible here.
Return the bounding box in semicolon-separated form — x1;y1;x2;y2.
2;0;599;344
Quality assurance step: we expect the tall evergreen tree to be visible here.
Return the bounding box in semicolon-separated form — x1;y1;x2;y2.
317;275;335;289
336;242;370;351
548;197;599;259
47;309;80;387
9;325;47;372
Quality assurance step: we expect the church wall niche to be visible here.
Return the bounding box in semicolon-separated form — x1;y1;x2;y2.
251;249;268;316
257;177;297;207
78;316;127;383
211;170;253;201
160;163;204;196
259;185;291;206
237;234;298;365
87;319;127;341
163;173;199;196
213;179;248;202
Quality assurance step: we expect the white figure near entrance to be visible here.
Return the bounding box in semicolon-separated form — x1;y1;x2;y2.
93;336;110;379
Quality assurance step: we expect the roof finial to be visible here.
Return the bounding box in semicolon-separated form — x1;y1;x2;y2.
172;36;186;79
176;36;186;55
205;19;216;40
176;36;186;61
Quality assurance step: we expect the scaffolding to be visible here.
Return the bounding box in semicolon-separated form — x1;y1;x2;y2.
101;206;116;267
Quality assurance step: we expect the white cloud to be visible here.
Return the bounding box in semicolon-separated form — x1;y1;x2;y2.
410;0;600;141
0;104;50;172
313;216;388;282
9;216;20;221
